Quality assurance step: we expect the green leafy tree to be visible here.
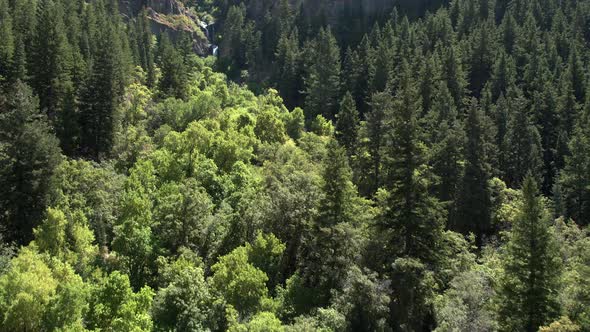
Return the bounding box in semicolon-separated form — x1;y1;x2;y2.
153;253;219;331
34;207;97;274
210;245;269;317
0;247;58;331
153;178;214;255
112;160;156;289
86;271;153;331
0;247;89;331
434;269;497;332
333;266;391;332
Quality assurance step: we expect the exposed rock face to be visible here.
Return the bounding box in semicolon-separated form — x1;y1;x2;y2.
119;0;213;56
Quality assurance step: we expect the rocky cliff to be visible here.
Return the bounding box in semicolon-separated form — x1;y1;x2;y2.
119;0;214;56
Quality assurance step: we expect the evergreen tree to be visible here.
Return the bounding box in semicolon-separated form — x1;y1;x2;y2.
501;12;517;53
301;139;360;307
0;0;14;84
426;82;465;209
31;0;74;121
419;56;437;115
274;29;301;109
335;92;360;156
454;99;492;246
363;92;390;196
467;22;494;97
533;81;559;194
503;90;543;187
499;174;562;332
379;61;445;330
489;52;516;101
558;105;590;226
0;81;61;244
566;45;585;103
135;9;155;87
79;0;128;160
157;34;188;100
303;27;341;120
441;45;468;110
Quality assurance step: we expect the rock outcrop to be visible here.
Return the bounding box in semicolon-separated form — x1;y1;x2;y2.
119;0;214;56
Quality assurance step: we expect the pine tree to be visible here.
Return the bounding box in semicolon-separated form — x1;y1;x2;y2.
467;22;494;97
567;44;586;103
499;174;562;332
336;92;360;156
379;61;445;330
363;92;390;196
503;90;543;187
274;28;301;109
556;75;579;149
31;0;74;121
157;34;188;100
355;35;375;115
0;0;14;84
558;104;590;226
419;56;437;115
489;52;516;101
370;42;392;94
0;81;62;244
303;27;341;120
441;45;468;110
218;4;248;78
301;139;360;307
501;12;517;53
135;8;155;87
533;81;559;194
454;99;492;246
79;0;128;160
426;82;465;208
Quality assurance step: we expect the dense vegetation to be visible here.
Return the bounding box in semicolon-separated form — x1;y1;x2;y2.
1;0;590;331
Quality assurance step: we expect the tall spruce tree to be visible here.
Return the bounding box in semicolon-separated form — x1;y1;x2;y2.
300;139;360;307
363;92;390;196
503;90;543;187
454;99;492;246
0;0;14;84
0;81;61;244
499;174;561;332
426;82;465;209
303;27;341;120
31;0;74;122
335;92;360;156
379;61;445;330
79;0;128;160
558;104;590;226
157;34;189;100
274;29;301;109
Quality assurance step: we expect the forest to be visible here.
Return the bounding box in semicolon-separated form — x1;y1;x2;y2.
0;0;589;330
